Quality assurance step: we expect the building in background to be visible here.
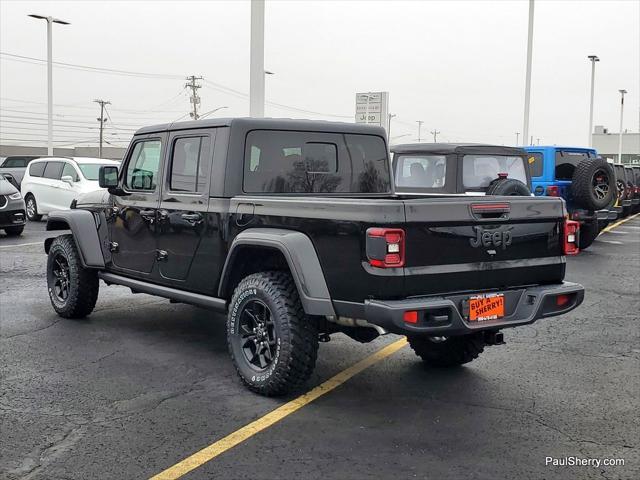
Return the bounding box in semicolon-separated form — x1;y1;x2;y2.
0;144;126;161
592;125;640;164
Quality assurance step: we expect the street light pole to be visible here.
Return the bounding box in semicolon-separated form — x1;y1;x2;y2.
522;0;535;146
416;121;424;142
29;14;70;155
618;89;627;163
515;132;520;145
249;0;265;117
587;55;600;146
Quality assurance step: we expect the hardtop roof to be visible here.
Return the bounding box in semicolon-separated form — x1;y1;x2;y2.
391;143;525;156
135;117;387;137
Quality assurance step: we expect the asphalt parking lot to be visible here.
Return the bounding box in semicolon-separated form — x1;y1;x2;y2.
1;217;639;480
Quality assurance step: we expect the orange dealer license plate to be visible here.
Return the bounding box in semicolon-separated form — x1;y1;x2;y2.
469;294;505;321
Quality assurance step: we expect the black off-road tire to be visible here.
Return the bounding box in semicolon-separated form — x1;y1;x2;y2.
578;221;599;250
4;225;24;236
46;234;99;318
25;194;42;221
571;159;616;210
408;334;485;367
486;178;531;196
227;271;319;396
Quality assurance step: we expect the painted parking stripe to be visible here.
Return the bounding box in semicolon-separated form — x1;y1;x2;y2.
596;239;623;245
0;241;41;249
149;338;408;480
600;213;640;233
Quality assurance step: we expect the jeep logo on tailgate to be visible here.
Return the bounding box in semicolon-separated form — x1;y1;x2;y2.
470;226;512;250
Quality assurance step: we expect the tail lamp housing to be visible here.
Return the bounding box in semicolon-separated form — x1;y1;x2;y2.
546;185;560;197
563;219;580;255
366;228;405;268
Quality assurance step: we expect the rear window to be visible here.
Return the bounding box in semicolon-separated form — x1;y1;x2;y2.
527;152;543;177
395;155;447;189
2;158;26;167
28;162;47;177
555;150;595;180
243;130;390;194
462;155;528;190
42;161;64;180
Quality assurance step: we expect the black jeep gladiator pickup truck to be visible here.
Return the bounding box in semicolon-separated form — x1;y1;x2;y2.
44;118;584;396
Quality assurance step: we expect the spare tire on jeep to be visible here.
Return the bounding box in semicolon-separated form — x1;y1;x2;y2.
571;158;615;210
486;178;531;196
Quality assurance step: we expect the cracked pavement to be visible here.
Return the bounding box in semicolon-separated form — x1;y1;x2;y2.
1;220;638;480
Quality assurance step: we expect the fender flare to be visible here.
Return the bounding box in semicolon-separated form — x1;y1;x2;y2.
45;210;105;268
218;228;335;317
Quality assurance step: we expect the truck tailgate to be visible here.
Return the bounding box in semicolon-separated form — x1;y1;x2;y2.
401;196;566;296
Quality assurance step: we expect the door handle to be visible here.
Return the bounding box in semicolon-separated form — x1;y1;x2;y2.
181;213;203;224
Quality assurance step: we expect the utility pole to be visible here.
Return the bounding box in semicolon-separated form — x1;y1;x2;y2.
94;99;110;158
430;129;441;143
515;132;520;145
416;120;424;142
522;0;535;147
587;55;600;146
185;75;203;120
618;89;627;163
388;113;396;139
530;135;534;146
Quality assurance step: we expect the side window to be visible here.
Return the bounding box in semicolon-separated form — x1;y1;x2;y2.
169;136;211;192
243;130;390;194
61;163;79;182
42;161;64;180
3;158;26;167
125;140;162;191
527;152;543;177
29;162;46;177
395;155;447;188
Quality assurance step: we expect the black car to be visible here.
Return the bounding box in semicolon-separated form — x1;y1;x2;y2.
0;176;26;236
43;118;584;396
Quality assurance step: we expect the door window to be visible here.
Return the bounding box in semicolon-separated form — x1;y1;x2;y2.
527;152;543;177
42;161;64;180
28;162;47;177
125;140;162;191
169;136;211;192
61;163;79;182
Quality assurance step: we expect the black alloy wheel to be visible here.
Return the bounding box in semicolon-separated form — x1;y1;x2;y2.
592;168;611;201
50;253;71;302
239;299;278;370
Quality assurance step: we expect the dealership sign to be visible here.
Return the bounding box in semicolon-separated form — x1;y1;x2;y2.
355;92;389;133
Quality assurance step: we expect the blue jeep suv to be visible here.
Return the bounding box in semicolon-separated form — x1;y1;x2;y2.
524;146;618;249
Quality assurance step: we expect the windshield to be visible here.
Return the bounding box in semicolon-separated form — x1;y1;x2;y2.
394;154;447;189
462;154;528;190
79;164;111;181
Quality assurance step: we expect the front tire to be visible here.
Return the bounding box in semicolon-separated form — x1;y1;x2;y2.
25;194;42;221
408;334;485;367
47;234;99;318
227;271;319;396
4;225;24;236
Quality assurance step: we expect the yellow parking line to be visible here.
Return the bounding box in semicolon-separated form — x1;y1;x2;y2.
601;212;640;233
149;337;408;480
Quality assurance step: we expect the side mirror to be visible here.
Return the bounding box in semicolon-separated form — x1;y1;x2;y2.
61;175;75;185
99;165;119;189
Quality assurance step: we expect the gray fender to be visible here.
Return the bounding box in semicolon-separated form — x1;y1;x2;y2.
219;228;335;317
45;210;105;268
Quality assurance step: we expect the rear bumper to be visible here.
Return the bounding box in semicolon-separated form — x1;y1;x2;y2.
363;282;584;336
571;208;617;222
632;198;640;206
622;199;632;207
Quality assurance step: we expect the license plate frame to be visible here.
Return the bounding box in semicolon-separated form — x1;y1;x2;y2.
468;293;505;322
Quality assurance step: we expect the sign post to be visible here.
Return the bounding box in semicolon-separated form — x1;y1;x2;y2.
355;92;390;135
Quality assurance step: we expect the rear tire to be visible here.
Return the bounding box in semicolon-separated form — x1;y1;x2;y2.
408;334;485;367
25;194;42;221
486;178;531;196
227;271;319;396
4;226;24;236
46;234;99;318
578;221;599;250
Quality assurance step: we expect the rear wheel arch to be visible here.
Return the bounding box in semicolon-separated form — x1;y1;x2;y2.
219;229;335;317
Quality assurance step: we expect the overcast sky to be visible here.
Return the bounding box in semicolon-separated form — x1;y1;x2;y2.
1;0;638;148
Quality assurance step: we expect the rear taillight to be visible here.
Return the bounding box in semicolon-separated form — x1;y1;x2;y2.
366;228;405;268
546;185;560;197
563;219;580;255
